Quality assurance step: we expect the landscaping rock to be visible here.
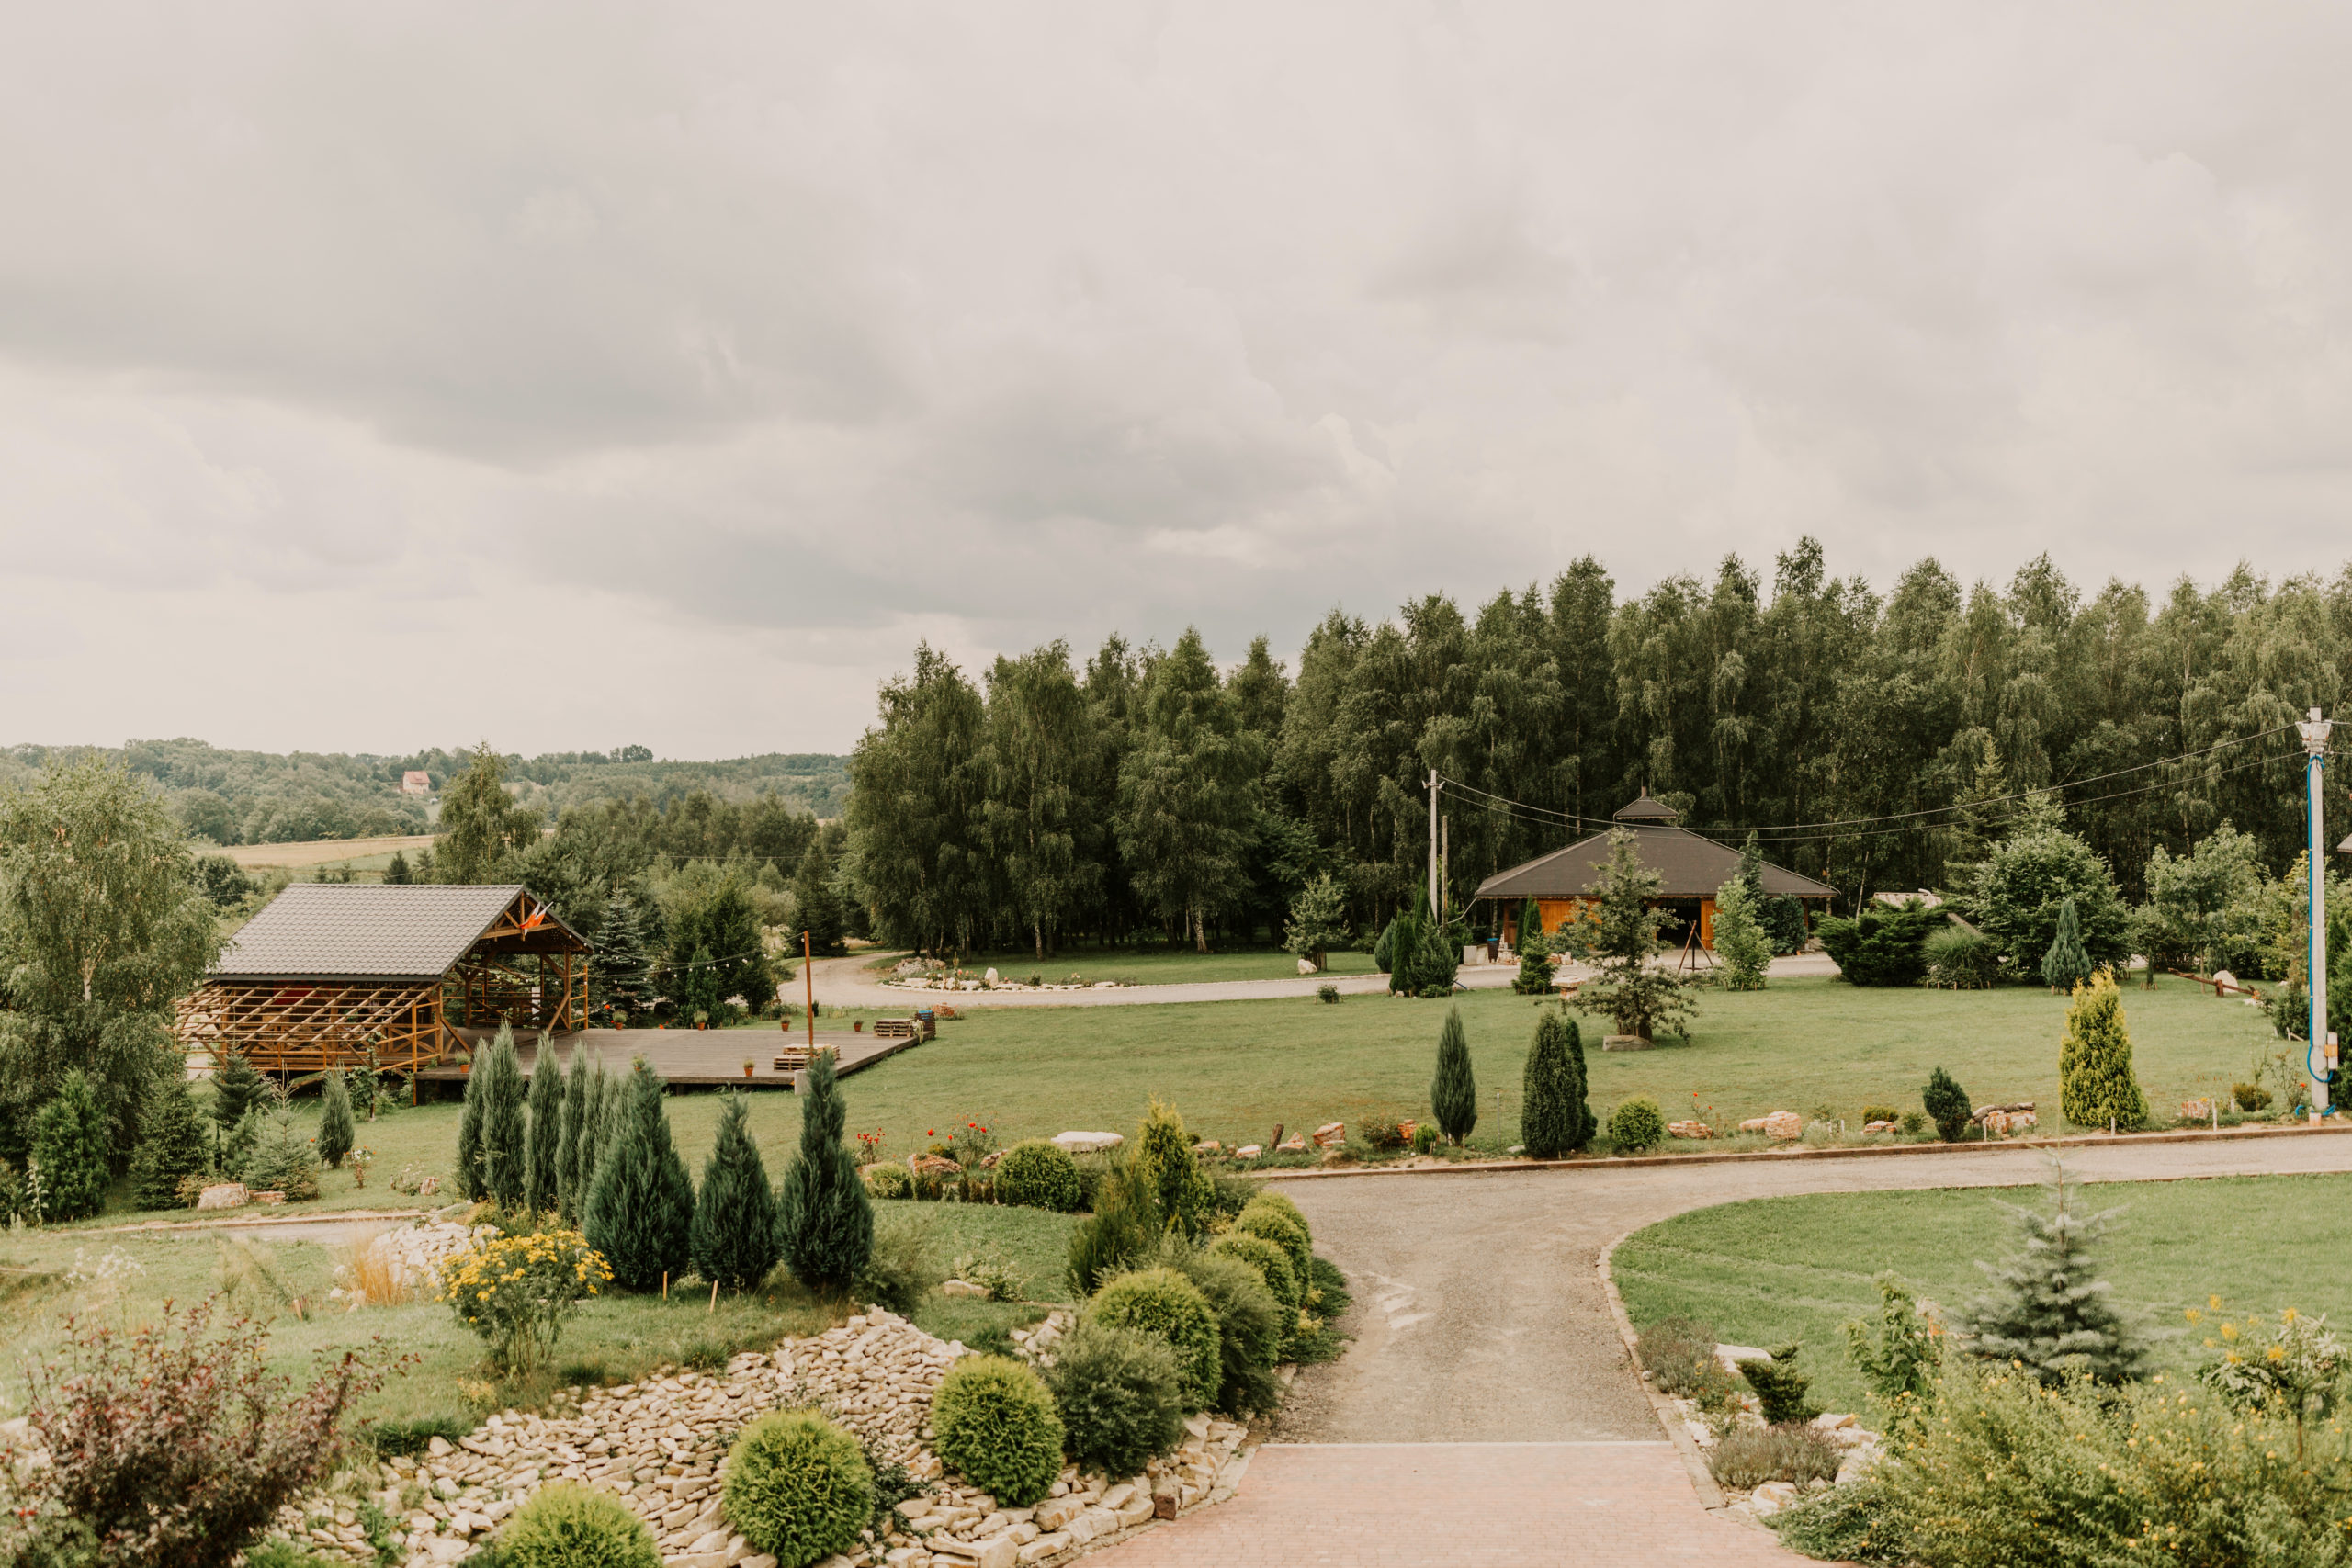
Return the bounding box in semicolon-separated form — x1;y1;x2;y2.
1275;1138;1306;1153
941;1279;989;1298
1738;1111;1803;1139
1234;1144;1261;1159
1667;1121;1712;1139
1714;1343;1772;1373
1310;1122;1345;1148
1600;1034;1652;1052
196;1182;248;1211
1050;1132;1123;1154
1861;1120;1898;1134
1297;958;1316;975
1193;1139;1221;1154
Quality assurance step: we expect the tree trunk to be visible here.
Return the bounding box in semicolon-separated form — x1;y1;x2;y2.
1193;908;1209;953
1314;945;1327;972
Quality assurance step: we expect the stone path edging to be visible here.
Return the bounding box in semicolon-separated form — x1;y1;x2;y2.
1595;1229;1727;1514
94;1206;433;1234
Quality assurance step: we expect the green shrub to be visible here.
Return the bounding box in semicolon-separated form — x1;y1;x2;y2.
1043;1320;1186;1479
930;1356;1065;1506
30;1072;109;1221
721;1412;873;1567
1360;1116;1408;1152
1232;1202;1311;1290
1768;1476;1905;1565
1089;1268;1221;1411
1317;981;1340;1004
2058;972;2147;1133
690;1092;779;1292
494;1481;659;1568
583;1060;695;1291
1706;1423;1840;1491
1735;1344;1816;1426
1634;1314;1716;1394
1859;1104;1902;1125
1898;1111;1928;1135
1242;1188;1309;1240
355;1416;470;1458
1133;1100;1215;1237
1923;925;1999;989
1922;1067;1972;1144
315;1071;356;1171
853;1215;931;1315
1208;1233;1299;1312
1164;1245;1285;1416
1410;1122;1440;1154
2233;1081;2273;1113
995;1140;1082;1212
1607;1097;1666;1154
862;1163;912;1200
1068;1157;1159;1297
1817;903;1941;987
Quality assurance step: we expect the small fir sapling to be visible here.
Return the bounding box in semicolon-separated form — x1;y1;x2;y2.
315;1070;356;1170
130;1074;213;1209
1430;1006;1478;1145
1735;1344;1817;1426
582;1059;695;1291
775;1050;875;1295
210;1048;269;1133
690;1091;780;1292
30;1070;109;1222
1956;1157;2152;1387
1922;1067;1973;1144
521;1039;564;1214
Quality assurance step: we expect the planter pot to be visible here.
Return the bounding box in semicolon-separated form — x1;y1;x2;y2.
742;1066;753;1077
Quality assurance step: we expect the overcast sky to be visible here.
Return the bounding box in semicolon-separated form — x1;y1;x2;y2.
6;2;2351;758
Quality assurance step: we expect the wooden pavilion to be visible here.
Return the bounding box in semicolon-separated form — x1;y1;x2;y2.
175;884;591;1080
1474;794;1837;950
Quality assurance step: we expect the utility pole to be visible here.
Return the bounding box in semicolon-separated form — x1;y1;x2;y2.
1427;768;1440;916
2301;705;2335;1118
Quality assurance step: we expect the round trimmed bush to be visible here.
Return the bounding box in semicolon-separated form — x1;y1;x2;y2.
1043;1319;1186;1478
994;1140;1082;1212
1609;1097;1667;1154
1209;1232;1299;1312
1232;1203;1311;1292
862;1163;912;1200
930;1354;1066;1506
1089;1267;1221;1411
721;1411;874;1567
494;1481;660;1568
1242;1189;1309;1241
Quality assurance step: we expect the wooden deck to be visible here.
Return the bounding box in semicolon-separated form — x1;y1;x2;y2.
418;1025;922;1091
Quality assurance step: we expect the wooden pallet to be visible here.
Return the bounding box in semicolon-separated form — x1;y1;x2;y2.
872;1018;920;1040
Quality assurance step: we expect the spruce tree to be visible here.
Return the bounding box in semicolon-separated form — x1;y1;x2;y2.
211;1048;268;1133
2058;971;2148;1132
556;1044;592;1224
1923;1066;1973;1144
456;1046;488;1201
1520;1009;1577;1159
383;850;412;885
588;896;654;1022
792;839;849;958
523;1039;564;1215
775;1049;874;1295
130;1074;212;1209
583;1059;696;1291
1430;1006;1477;1145
31;1070;110;1221
477;1023;528;1210
316;1069;356;1169
1957;1159;2151;1387
690;1092;780;1292
1511;902;1555;996
2041;897;2093;992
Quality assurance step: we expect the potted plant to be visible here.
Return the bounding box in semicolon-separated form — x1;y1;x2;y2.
741;1057;755;1078
694;1009;710;1031
611;1008;628;1032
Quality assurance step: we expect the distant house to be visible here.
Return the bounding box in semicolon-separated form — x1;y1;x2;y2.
1473;794;1836;949
401;770;433;796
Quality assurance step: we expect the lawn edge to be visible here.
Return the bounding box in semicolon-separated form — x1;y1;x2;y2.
1596;1228;1732;1515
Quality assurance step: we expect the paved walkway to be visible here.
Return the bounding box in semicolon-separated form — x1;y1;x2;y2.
1091;1132;2352;1566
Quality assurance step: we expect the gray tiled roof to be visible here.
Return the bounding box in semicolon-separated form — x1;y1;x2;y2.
212;884;537;979
1474;825;1838;901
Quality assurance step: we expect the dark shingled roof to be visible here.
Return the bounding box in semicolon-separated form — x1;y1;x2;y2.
1474;823;1837;902
212;884;562;980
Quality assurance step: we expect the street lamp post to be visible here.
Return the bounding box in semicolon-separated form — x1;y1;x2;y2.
2301;706;2335;1118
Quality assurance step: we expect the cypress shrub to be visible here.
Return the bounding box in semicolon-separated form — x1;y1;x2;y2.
573;1055;611;1215
1089;1267;1221;1411
2058;972;2148;1133
476;1024;527;1211
1043;1320;1186;1479
523;1041;564;1215
1430;1006;1477;1145
995;1139;1082;1212
555;1046;592;1225
1923;1066;1973;1144
1067;1156;1159;1298
31;1070;109;1221
496;1480;660;1568
691;1092;779;1292
1817;903;1941;986
721;1411;873;1566
316;1071;355;1170
1519;1009;1580;1159
1134;1098;1213;1235
130;1075;212;1209
1566;1013;1597;1147
455;1049;488;1201
210;1048;268;1132
1734;1344;1817;1426
1233;1201;1311;1289
930;1356;1066;1506
583;1060;695;1292
2042;897;2093;992
775;1050;873;1296
1607;1096;1666;1154
1208;1232;1299;1312
1166;1246;1285;1416
1373;916;1398;974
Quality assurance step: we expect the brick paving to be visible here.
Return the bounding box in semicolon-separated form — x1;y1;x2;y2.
1089;1443;1801;1566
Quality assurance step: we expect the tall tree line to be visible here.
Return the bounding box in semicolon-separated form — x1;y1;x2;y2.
847;543;2352;956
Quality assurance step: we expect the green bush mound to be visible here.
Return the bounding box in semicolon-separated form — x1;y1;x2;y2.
721;1411;874;1567
1608;1097;1666;1154
930;1356;1065;1506
1242;1188;1309;1240
1089;1268;1222;1412
1208;1232;1299;1312
1817;903;1941;987
1167;1247;1284;1416
492;1481;661;1568
1232;1201;1311;1290
1043;1320;1186;1479
994;1140;1083;1212
862;1163;912;1200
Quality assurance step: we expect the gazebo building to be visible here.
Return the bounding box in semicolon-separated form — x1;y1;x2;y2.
1474;795;1836;950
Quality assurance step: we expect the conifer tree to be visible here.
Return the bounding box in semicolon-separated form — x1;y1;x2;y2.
573;1054;610;1211
1511;902;1555;996
1712;876;1771;991
589;896;654;1022
1134;1098;1214;1235
31;1070;110;1221
1520;1009;1577;1159
1566;1011;1597;1147
523;1040;564;1214
2058;971;2147;1132
556;1045;592;1224
456;1046;488;1201
316;1069;356;1169
211;1048;268;1132
775;1050;874;1295
792;839;849;959
1566;829;1698;1042
1430;1006;1477;1145
477;1023;528;1210
1281;873;1350;973
1923;1066;1973;1144
130;1073;211;1208
1958;1158;2151;1387
383;850;412;886
690;1092;779;1292
584;1059;695;1290
2041;897;2093;992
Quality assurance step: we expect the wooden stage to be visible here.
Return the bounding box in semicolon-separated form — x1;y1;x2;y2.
415;1025;922;1093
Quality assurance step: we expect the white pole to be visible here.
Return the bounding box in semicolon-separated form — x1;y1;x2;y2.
1428;768;1441;915
2301;706;2335;1118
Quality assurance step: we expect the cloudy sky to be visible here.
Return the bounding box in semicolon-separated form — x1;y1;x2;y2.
6;2;2350;758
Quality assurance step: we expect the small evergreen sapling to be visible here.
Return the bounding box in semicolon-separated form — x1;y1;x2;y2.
31;1070;109;1221
522;1041;564;1214
1712;875;1771;991
130;1074;212;1209
555;1045;591;1224
455;1048;488;1201
1923;1066;1973;1144
1430;1006;1477;1145
775;1050;874;1296
1133;1098;1213;1235
1735;1344;1817;1426
210;1048;268;1134
2058;971;2147;1133
691;1092;779;1292
1519;1009;1582;1159
1957;1158;2151;1387
2041;897;2093;992
315;1070;356;1169
476;1024;528;1210
1511;900;1555;996
583;1059;696;1291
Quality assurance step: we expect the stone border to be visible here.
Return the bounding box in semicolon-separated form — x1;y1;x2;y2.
1252;1115;2352;1182
92;1205;434;1234
1594;1230;1729;1515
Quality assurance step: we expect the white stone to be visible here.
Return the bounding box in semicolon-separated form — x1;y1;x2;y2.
1297;958;1317;975
1714;1344;1773;1373
940;1279;989;1298
1049;1131;1124;1154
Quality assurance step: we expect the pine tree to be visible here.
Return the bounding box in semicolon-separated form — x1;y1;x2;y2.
792;839;849;959
556;1045;592;1224
584;1059;696;1291
1712;876;1771;991
1430;1006;1477;1145
1958;1158;2151;1387
588;896;654;1022
2042;897;2093;992
211;1048;268;1132
1511;901;1555;996
523;1039;564;1215
690;1092;780;1292
31;1070;110;1221
775;1049;875;1295
130;1073;212;1208
456;1047;488;1201
2058;971;2148;1132
1923;1066;1973;1144
1520;1009;1577;1159
383;850;412;886
316;1070;356;1169
1281;873;1350;972
1568;829;1699;1042
476;1023;528;1210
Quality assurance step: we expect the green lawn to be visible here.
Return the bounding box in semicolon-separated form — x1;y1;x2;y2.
1613;1173;2352;1415
876;945;1381;987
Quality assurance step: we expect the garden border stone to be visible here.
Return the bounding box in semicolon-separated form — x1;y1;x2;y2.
1593;1231;1729;1516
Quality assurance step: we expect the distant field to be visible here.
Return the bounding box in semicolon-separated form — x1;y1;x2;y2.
218;833;435;870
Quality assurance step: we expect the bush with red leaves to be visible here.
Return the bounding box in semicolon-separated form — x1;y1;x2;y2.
5;1296;403;1568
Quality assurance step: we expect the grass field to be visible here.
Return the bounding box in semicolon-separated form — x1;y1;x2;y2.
218;834;435;873
1613;1172;2352;1414
876;945;1382;987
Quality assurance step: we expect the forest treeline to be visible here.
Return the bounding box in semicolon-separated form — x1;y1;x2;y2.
844;539;2352;958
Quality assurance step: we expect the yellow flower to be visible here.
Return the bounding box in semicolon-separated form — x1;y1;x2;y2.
2222;1323;2240;1341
